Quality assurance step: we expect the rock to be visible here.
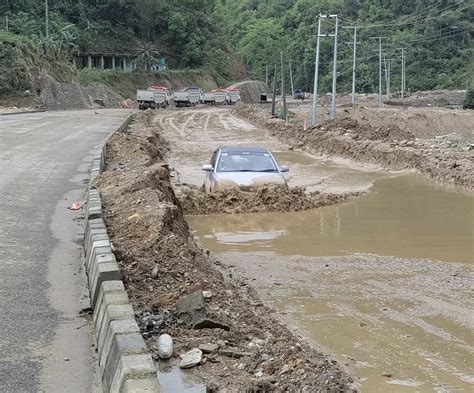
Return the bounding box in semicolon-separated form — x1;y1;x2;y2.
176;290;205;326
179;348;202;369
260;353;271;362
217;340;226;348
202;290;212;299
193;319;230;331
255;370;263;378
157;334;173;359
199;343;219;354
382;372;393;378
288;146;294;151
225;290;233;296
151;265;159;279
219;349;253;358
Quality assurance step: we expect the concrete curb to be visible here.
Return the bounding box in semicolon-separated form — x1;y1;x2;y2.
84;113;161;393
0;109;47;116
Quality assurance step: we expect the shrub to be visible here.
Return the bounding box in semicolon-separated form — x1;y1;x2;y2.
463;87;474;109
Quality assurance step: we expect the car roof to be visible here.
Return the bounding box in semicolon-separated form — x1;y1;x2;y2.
219;147;269;154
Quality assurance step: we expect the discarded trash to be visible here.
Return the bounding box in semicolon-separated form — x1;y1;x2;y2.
179;348;202;369
158;334;173;359
68;202;82;210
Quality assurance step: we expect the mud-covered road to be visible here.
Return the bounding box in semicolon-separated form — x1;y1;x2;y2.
155;106;473;392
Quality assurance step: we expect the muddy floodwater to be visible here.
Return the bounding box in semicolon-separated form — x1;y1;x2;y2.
189;174;474;392
158;107;473;391
190;174;473;264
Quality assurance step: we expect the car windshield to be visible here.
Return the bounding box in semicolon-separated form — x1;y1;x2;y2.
217;152;278;172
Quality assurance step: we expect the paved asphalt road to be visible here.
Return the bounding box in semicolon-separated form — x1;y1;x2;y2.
0;109;132;392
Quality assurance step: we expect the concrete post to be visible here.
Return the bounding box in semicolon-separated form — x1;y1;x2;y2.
87;55;92;69
112;57;116;70
122;58;126;71
100;56;104;69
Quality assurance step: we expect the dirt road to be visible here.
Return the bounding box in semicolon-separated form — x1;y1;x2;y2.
158;106;389;194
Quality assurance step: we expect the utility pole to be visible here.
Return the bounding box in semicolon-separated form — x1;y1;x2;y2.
371;37;386;103
289;60;294;97
330;15;338;119
311;15;338;125
311;17;322;126
45;0;49;39
271;64;277;117
265;64;268;86
401;48;406;98
281;51;287;119
343;26;359;106
387;58;392;99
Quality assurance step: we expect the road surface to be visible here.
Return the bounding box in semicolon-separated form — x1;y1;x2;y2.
0;109;132;392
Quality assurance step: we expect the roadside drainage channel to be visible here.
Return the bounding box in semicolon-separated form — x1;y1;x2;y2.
84;114;161;393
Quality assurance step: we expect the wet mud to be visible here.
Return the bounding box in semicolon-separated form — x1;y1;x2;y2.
180;185;359;215
94;110;356;392
233;105;474;189
190;173;474;391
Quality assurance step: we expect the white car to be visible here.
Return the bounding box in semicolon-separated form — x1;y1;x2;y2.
202;147;289;192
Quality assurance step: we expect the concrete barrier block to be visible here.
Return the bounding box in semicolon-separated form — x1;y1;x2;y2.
89;259;122;308
96;281;125;306
86;236;110;258
96;304;135;351
86;245;112;271
109;354;157;393
93;278;128;327
99;319;140;366
93;280;126;326
103;333;148;390
122;379;161;393
85;227;108;250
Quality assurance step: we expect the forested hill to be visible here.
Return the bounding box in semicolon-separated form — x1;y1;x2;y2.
0;0;237;83
0;0;472;95
221;0;473;93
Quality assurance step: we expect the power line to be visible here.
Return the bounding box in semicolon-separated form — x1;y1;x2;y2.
340;2;473;30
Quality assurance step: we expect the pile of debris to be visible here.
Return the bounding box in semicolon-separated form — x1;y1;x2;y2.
178;184;358;215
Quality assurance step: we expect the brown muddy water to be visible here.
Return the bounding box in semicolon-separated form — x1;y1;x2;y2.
188;174;474;392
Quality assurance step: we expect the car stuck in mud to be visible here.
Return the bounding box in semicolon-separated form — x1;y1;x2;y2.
202;147;289;192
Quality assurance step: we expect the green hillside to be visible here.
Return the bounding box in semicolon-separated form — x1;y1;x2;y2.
0;0;472;97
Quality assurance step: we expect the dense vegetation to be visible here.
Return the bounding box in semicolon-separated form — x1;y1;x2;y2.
219;0;473;93
0;0;472;96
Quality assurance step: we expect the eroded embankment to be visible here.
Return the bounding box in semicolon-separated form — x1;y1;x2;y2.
233;105;473;189
94;111;356;392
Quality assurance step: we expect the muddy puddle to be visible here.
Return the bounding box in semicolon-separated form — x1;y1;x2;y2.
157;363;206;393
189;174;473;264
188;174;474;391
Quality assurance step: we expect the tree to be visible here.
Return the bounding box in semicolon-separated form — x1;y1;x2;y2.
238;18;286;81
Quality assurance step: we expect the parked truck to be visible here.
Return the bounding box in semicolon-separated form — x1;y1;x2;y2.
149;85;171;108
213;89;229;105
186;86;202;106
227;88;241;105
174;90;190;107
203;92;215;105
137;89;156;110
